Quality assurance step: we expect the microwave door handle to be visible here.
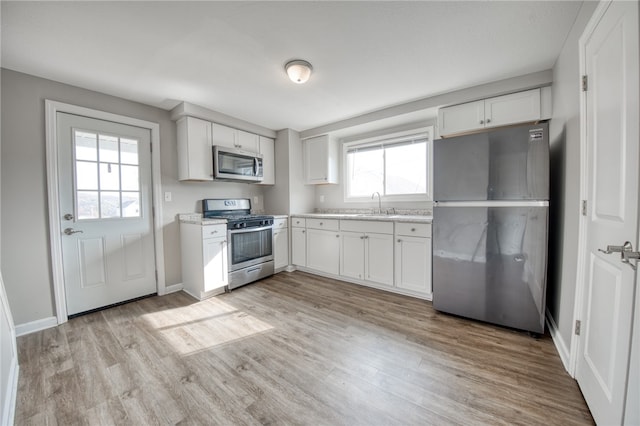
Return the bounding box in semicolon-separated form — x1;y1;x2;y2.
253;157;259;176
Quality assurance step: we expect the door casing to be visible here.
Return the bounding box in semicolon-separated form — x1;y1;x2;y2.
45;100;166;324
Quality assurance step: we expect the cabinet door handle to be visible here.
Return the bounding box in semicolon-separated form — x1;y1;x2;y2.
336;234;340;238
302;230;305;233
319;222;323;225
397;239;402;243
486;118;491;124
480;120;484;124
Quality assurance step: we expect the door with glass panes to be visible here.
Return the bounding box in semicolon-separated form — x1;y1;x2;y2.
57;112;156;315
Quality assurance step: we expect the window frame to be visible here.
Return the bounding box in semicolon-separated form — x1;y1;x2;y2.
342;126;433;203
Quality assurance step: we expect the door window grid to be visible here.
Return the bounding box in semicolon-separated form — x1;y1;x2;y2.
73;130;141;219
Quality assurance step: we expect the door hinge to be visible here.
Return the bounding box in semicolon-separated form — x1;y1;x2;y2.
581;200;587;216
150;142;153;153
582;75;588;92
575;320;581;336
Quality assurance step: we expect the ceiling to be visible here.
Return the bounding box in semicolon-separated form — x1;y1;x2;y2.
1;1;583;132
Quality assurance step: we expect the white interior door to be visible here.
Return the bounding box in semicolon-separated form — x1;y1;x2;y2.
57;112;156;316
576;1;639;424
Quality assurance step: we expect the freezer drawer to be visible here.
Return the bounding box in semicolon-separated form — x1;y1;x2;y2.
432;205;548;333
434;122;549;201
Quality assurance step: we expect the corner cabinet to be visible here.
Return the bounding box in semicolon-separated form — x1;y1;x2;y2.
180;222;229;300
438;88;543;137
176;116;213;181
303;135;339;184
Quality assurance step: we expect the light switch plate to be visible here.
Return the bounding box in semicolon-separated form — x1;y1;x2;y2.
164;192;172;202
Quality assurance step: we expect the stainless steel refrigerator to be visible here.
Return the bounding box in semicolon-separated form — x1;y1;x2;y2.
432;122;549;333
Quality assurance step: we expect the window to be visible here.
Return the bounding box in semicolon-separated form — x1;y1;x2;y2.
344;128;432;201
74;130;141;219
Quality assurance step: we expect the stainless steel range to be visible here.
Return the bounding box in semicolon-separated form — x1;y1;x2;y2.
202;199;274;290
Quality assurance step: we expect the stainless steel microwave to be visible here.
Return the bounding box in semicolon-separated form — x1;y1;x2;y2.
212;146;263;182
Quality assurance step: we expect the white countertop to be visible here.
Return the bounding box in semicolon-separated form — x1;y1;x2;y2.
178;214;226;226
179;213;289;225
292;213;432;223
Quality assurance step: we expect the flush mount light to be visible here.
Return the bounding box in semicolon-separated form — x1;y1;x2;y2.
285;59;313;84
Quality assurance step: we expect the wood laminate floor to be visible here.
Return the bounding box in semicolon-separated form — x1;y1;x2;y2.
16;271;594;425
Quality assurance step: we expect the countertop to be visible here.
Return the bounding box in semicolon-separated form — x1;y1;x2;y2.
291;212;432;223
179;213;289;225
178;214;226;226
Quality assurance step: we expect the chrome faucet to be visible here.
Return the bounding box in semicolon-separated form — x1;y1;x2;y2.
371;192;382;214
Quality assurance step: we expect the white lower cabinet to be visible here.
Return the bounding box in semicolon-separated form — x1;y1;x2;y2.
306;228;340;275
180;222;229;300
291;225;306;267
366;233;394;286
273;218;289;271
395;223;432;295
291;216;432;299
340;230;393;287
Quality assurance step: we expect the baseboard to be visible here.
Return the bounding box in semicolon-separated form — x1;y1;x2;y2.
2;356;18;426
546;308;572;375
163;283;184;294
15;316;57;337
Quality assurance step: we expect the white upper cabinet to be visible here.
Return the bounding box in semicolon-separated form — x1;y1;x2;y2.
177;116;213;181
484;89;541;129
211;123;237;149
178;117;275;183
237;130;259;152
258;136;275;185
438;88;542;137
304;135;339;184
211;124;260;153
438;100;485;136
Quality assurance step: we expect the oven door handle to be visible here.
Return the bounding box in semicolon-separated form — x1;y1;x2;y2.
228;225;273;234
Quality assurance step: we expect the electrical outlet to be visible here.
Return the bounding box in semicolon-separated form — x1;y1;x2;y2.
164;192;172;202
253;196;260;204
319;195;325;203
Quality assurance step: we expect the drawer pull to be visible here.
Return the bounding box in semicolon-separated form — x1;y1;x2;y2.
411;228;416;232
397;239;402;243
320;222;323;225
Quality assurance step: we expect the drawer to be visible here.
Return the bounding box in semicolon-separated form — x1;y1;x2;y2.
306;218;339;231
273;218;288;230
340;220;393;234
291;217;306;228
202;225;226;239
395;222;431;238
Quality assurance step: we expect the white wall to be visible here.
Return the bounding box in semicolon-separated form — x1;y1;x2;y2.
0;69;266;326
1;33;20;426
547;0;598;355
263;129;314;215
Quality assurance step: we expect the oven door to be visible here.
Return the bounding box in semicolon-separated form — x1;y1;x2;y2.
228;225;273;272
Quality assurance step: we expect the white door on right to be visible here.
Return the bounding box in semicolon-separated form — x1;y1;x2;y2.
576;1;639;424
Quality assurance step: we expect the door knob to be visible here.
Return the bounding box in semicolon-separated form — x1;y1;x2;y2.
64;228;83;235
63;213;74;220
598;241;632;254
599;241;640;270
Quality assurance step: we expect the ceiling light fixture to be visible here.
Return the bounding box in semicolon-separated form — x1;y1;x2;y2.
285;59;313;84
